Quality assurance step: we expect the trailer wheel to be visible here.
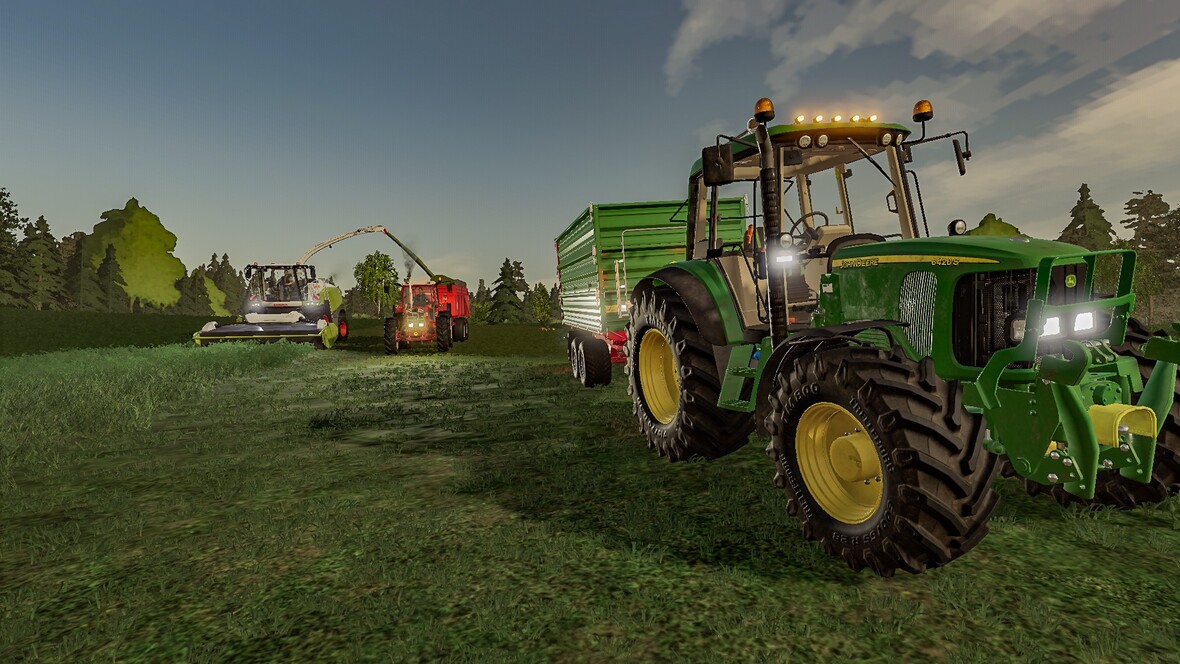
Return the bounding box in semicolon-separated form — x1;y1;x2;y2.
384;316;401;355
580;337;612;387
436;313;453;353
335;308;349;342
1007;318;1180;508
625;285;754;460
571;338;585;383
767;344;1000;577
452;317;469;342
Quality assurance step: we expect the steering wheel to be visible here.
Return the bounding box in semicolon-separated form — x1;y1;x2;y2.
785;210;830;245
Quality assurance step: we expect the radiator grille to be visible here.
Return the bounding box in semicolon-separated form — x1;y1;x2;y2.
899;271;937;357
952;263;1092;367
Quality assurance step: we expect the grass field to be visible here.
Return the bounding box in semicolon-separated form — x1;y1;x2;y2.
3;314;1180;662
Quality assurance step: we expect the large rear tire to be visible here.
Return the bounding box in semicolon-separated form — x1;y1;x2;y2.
624;285;754;461
384;316;400;355
767;344;1000;576
1006;318;1180;508
436;313;453;353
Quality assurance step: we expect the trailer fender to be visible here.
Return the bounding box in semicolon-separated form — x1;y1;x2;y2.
751;321;907;435
632;263;751;347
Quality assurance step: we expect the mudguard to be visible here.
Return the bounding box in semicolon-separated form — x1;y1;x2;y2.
633;262;756;347
751;321;907;435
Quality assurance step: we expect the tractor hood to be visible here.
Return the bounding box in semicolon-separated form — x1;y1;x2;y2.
834;235;1089;268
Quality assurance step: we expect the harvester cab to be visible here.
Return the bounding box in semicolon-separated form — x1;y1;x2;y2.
623;96;1180;577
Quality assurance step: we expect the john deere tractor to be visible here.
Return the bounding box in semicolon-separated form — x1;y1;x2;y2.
624;97;1180;576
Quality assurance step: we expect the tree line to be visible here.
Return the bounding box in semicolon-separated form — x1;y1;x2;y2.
344;252;559;324
971;184;1180;324
0;189;247;316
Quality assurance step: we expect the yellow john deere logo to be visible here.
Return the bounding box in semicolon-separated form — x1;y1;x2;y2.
1066;274;1078;288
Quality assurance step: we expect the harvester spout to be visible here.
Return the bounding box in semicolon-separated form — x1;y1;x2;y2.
379;228;438;282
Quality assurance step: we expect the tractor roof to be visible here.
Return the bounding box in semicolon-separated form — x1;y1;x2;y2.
689;120;912;178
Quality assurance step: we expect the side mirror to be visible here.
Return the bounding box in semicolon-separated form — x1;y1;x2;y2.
886;190;899;213
701;145;734;186
953;139;967;176
244;266;254;279
310;266;317;279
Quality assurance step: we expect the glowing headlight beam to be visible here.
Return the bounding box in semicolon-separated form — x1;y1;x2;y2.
1074;311;1095;332
1041;316;1061;337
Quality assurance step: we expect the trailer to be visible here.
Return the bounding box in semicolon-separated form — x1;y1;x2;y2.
555;199;748;386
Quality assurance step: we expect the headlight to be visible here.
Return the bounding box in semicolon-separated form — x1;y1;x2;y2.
1008;317;1026;343
880;132;893;146
816;134;829;148
1041;316;1061;337
776;254;794;263
1074;311;1094;332
797;134;812;149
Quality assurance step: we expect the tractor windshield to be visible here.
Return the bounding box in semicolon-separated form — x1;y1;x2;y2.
409;286;436;308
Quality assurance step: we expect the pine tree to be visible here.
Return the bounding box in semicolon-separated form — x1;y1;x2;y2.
474;278;491;304
510;260;528;292
61;232;103;310
529;282;552;324
1122;190;1169;247
1122;191;1174;322
0;188;29;306
549;284;561;321
489;258;526;324
1058;184;1117;251
173;269;213;316
215;253;247;311
96;244;130;313
17;216;66;310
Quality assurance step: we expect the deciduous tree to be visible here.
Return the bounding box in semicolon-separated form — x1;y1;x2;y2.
84;198;187;309
353;251;400;316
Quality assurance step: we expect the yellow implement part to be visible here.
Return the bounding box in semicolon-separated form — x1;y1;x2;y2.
1088;404;1157;446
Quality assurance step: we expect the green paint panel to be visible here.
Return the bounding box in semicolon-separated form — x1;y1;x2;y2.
555;199;747;333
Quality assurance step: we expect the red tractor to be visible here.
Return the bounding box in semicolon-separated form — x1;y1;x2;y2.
384;278;471;354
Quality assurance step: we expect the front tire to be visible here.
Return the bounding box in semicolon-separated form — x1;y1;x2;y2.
767;344;1000;576
436;313;453;353
624;285;753;461
384;316;401;355
1009;318;1180;508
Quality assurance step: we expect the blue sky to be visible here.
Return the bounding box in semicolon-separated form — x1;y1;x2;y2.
4;1;1180;290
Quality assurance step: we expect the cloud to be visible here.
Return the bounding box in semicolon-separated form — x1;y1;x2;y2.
915;57;1180;238
665;0;789;95
667;0;1180;129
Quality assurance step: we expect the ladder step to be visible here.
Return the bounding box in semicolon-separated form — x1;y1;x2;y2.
729;367;757;377
719;399;751;410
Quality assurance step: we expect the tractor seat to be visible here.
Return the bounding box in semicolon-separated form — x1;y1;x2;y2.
826;233;887;271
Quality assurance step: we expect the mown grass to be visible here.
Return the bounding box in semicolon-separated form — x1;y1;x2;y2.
2;319;1179;662
0;308;238;356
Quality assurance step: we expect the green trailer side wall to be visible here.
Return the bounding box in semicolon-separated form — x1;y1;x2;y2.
556;199;747;334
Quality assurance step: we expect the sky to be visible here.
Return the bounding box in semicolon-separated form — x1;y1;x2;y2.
4;0;1180;291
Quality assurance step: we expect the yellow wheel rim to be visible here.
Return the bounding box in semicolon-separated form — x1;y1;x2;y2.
795;402;883;524
638;328;680;424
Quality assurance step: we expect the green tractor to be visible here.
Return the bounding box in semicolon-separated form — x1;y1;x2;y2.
624;97;1180;576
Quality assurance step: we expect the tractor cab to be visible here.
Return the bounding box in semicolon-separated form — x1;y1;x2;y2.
691;102;960;333
405;284;437;311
